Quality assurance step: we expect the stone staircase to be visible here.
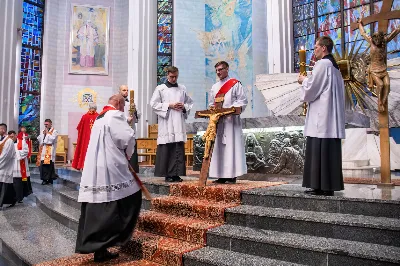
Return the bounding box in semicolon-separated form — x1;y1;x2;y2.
0;167;399;266
184;184;400;266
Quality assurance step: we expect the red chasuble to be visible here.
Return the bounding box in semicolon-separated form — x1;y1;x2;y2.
72;111;99;170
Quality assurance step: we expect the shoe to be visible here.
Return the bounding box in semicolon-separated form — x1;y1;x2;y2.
18;201;23;203
93;250;119;262
41;181;47;185
321;191;334;196
212;178;228;184
8;201;16;208
173;176;183;182
226;177;237;184
304;189;322;195
165;177;175;182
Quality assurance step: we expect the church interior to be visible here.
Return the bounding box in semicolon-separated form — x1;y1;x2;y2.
0;0;400;265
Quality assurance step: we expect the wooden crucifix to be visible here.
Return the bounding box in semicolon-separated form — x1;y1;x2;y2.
351;0;400;186
195;95;241;187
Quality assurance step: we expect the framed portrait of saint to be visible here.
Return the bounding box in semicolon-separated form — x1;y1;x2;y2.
69;4;110;75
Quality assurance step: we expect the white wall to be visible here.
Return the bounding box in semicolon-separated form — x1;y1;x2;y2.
0;0;22;131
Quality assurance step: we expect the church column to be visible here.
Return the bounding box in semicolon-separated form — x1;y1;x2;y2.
0;0;22;129
266;0;293;74
128;0;158;138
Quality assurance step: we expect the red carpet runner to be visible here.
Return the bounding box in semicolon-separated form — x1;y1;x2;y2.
36;180;285;266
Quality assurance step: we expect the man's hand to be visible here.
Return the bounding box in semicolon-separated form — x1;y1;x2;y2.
127;116;134;123
298;74;306;84
169;103;184;111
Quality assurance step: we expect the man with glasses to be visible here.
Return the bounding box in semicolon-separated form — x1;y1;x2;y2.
37;119;58;185
208;61;248;184
297;36;345;196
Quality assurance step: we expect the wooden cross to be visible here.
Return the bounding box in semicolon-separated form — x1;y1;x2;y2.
350;0;400;32
351;0;400;186
195;96;241;187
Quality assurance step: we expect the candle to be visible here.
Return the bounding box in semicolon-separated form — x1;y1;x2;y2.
299;46;307;76
130;89;134;100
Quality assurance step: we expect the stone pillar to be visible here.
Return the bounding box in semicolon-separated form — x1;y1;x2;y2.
0;0;22;129
128;0;158;138
266;0;293;74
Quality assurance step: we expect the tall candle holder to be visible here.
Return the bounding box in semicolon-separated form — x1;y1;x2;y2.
299;46;308;116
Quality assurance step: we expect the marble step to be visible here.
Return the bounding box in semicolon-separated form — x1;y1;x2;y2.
342;160;370;167
241;184;400;219
184;247;307;266
207;224;400;266
0;195;77;266
226;205;400;247
138;210;222;245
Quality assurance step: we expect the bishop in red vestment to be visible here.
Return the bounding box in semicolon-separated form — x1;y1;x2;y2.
72;104;99;170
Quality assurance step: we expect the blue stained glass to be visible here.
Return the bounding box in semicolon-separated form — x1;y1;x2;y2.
318;12;342;31
317;0;341;15
158;14;172;25
293;0;314;7
157;0;173;85
343;5;370;26
345;24;370;42
344;0;370;9
158;1;172;12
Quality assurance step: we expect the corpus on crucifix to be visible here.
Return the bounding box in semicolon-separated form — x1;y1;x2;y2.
350;0;400;185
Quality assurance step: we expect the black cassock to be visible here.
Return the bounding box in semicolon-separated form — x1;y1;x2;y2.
302;137;344;191
39;160;57;182
154;142;186;177
75;190;142;253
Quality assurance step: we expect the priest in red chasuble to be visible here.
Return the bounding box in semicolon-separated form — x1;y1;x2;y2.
72;103;99;170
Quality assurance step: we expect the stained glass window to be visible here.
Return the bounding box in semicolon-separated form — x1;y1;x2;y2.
157;0;173;85
19;0;44;149
293;0;400;70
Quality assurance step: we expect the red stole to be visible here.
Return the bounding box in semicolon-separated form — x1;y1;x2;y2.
17;139;28;181
17;132;31;158
98;105;117;117
214;78;239;102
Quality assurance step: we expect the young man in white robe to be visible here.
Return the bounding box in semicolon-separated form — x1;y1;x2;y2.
0;125;17;208
298;36;345;196
76;94;142;263
119;84;140;172
13;130;32;203
209;61;248;184
36;119;58;185
150;66;194;182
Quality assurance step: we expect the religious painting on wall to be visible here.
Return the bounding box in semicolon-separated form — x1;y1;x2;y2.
69;4;109;75
193;128;306;175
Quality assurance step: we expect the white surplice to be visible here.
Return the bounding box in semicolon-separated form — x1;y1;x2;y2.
13;138;30;178
300;57;346;139
78;109;140;203
0;137;16;183
149;84;194;145
208;76;248;179
37;128;58;161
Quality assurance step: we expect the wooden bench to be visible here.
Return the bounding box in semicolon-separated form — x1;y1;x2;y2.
136;138;157;165
29;135;68;164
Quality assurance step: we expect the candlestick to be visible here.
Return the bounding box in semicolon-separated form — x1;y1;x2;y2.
299;46;307;76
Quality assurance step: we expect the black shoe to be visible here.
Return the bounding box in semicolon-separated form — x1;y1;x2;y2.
227;177;237;184
321;191;334;196
41;181;47;185
212;178;228;184
18;201;23;203
8;201;16;208
304;189;322;195
93;250;119;262
173;176;183;182
165;176;175;182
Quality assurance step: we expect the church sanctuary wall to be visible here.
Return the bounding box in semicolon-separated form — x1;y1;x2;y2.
174;0;270;121
0;0;23;131
41;0;129;161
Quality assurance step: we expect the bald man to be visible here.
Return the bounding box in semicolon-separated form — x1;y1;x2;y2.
119;85;140;172
75;94;142;262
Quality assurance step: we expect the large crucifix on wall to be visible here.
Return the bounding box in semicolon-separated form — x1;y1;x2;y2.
350;0;400;185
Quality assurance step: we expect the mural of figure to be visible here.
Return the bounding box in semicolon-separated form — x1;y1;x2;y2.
270;138;304;175
266;132;285;166
77;20;99;67
290;131;303;156
193;135;205;169
245;133;266;171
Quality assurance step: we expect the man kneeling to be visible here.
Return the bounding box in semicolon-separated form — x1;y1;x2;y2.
75;95;142;262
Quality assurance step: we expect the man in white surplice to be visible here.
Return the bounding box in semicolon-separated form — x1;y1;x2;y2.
209;61;248;183
76;95;142;263
0;124;17;208
37;119;58;185
150;66;193;182
298;36;345;196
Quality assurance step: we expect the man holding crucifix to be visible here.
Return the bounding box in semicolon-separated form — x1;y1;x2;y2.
205;61;248;184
